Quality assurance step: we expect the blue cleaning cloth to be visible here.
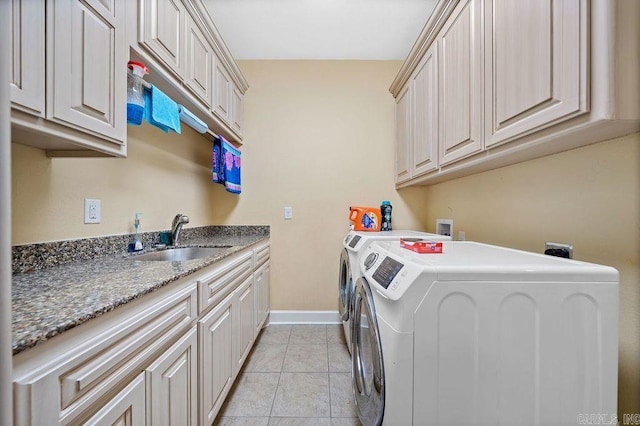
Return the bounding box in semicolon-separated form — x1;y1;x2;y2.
143;85;181;134
212;135;241;194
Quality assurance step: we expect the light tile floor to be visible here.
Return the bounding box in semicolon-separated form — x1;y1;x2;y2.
215;324;362;426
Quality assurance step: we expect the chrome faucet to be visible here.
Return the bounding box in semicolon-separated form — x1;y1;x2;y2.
171;213;189;246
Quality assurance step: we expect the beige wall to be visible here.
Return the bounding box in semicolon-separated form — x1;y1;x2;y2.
422;133;640;416
12;124;223;243
210;60;429;310
12;60;429;313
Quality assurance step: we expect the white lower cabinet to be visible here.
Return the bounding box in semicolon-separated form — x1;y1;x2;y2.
254;261;270;336
199;291;235;425
146;326;198;426
236;276;255;372
12;241;270;426
83;373;147;426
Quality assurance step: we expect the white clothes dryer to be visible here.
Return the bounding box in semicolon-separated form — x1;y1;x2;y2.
339;230;449;353
352;241;619;426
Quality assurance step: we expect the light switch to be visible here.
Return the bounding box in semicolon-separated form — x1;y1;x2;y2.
284;206;293;220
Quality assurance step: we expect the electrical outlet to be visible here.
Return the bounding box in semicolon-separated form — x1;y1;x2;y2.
458;231;466;241
544;242;573;259
284;206;293;220
84;199;101;224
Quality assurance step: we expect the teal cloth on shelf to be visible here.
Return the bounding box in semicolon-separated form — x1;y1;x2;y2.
143;85;181;134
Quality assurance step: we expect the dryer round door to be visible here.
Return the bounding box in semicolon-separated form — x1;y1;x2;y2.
338;249;352;321
351;277;385;426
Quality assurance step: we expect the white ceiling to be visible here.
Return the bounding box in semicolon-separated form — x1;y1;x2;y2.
204;0;438;60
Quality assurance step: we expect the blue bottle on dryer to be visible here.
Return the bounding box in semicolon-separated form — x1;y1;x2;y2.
381;201;392;231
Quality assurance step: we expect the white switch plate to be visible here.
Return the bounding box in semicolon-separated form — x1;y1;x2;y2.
284;206;293;220
84;199;101;224
458;231;466;241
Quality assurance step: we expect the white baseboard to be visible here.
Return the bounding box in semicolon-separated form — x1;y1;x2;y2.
268;310;341;325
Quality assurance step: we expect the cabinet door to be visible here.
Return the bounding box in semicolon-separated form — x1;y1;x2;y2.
141;0;186;78
395;83;412;184
9;0;45;116
231;86;244;136
485;0;587;147
235;276;254;372
411;41;439;177
438;0;483;166
263;264;270;321
146;327;198;426
199;292;235;425
49;0;126;144
254;261;270;336
185;14;212;107
214;61;232;124
83;373;146;426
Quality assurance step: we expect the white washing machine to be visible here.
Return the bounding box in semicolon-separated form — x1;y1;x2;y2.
339;230;449;353
352;240;619;425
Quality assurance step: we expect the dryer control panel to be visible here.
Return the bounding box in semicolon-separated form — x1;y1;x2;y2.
361;242;426;300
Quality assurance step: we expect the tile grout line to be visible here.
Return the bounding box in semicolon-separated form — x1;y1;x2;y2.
327;325;333;420
268;325;292;421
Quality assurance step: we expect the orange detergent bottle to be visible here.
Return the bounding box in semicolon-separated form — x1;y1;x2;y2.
349;206;381;231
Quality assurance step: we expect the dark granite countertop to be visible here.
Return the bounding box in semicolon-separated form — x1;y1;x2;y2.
12;226;269;355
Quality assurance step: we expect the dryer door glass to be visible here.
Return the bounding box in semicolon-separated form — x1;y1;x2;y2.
352;278;385;426
339;249;352;321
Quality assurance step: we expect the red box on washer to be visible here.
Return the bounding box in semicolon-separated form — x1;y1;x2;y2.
400;238;443;254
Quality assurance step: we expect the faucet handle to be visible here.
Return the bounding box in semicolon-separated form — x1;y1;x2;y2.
172;213;182;228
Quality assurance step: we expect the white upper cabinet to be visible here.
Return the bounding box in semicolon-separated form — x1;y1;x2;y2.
133;0;249;143
411;41;439;177
214;60;232;124
390;0;639;186
232;86;244;137
9;0;127;157
50;0;126;145
484;0;587;147
185;13;213;107
438;0;482;166
395;83;412;184
9;0;45;116
141;0;187;78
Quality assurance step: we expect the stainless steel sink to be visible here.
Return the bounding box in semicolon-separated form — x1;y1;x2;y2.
131;246;232;262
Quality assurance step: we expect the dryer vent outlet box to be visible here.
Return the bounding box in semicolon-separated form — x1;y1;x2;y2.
436;219;453;237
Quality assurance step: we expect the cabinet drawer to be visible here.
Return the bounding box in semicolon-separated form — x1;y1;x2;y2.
254;243;270;269
198;251;252;314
